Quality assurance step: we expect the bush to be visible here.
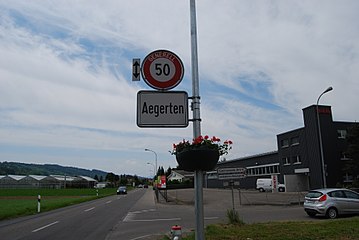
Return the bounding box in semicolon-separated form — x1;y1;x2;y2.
226;209;244;225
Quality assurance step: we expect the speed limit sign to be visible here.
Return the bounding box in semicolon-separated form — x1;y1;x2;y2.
141;50;184;90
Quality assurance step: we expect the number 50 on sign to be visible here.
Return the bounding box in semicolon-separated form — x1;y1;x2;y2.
141;50;184;91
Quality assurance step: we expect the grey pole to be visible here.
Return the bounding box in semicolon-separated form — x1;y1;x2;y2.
147;162;156;179
145;149;158;177
316;86;333;188
190;0;204;239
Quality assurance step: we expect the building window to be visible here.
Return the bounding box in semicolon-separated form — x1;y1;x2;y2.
291;137;299;146
337;130;347;139
343;173;353;183
340;152;350;160
293;155;301;164
281;139;289;148
283;157;290;165
246;163;280;176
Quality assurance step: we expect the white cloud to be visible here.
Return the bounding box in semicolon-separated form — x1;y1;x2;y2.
0;1;358;176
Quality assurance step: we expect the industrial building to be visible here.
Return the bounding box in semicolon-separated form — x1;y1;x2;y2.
0;175;97;188
208;105;358;191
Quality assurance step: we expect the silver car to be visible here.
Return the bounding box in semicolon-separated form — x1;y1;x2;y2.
304;188;359;219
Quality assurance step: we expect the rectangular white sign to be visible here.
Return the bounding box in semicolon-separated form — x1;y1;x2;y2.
137;90;188;128
217;168;246;174
217;167;246;180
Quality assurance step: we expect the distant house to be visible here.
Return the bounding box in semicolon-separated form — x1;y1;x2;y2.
50;175;77;188
167;170;194;183
73;176;97;188
0;175;27;188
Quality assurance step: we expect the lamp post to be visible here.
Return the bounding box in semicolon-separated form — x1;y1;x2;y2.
316;86;333;188
147;162;155;179
145;148;158;178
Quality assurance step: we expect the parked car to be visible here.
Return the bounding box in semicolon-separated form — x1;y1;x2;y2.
256;178;285;192
116;186;127;195
304;188;359;219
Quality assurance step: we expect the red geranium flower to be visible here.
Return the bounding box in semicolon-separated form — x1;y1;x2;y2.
171;135;233;156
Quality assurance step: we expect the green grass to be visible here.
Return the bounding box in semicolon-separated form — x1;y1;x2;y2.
0;188;118;220
181;217;359;240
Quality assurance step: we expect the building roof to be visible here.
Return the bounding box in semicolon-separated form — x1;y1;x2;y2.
77;176;97;182
169;170;194;178
28;175;49;181
7;175;26;181
50;175;77;181
220;150;278;163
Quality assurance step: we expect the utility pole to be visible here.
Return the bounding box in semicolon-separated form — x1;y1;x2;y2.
190;0;204;239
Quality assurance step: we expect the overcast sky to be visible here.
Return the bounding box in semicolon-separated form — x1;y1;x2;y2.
1;1;358;177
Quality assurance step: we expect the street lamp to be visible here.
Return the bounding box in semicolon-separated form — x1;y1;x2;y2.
145;148;157;178
147;162;155;178
316;86;333;188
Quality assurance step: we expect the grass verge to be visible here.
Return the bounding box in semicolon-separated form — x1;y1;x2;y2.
0;188;117;220
180;217;359;240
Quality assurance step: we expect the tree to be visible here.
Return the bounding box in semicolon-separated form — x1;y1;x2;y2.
344;124;359;186
105;172;115;182
165;167;172;178
157;166;165;176
94;175;99;181
120;174;128;185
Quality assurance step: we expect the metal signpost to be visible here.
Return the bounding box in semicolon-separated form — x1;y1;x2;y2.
217;168;247;212
189;1;205;239
133;0;204;238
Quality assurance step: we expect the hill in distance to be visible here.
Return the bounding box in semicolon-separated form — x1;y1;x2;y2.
0;161;108;180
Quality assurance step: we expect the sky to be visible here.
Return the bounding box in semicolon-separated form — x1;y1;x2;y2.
1;1;358;177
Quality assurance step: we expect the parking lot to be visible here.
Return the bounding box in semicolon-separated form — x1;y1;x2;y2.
160;188;306;207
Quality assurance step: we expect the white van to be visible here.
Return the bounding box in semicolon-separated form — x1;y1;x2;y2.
256;178;285;192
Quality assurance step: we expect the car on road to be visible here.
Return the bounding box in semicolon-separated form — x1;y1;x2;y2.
117;186;127;195
304;188;359;219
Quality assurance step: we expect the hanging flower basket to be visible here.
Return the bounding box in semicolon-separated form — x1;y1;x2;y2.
172;135;233;172
176;147;220;171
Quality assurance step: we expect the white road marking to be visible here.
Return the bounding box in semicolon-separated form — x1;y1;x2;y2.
123;208;178;222
129;234;159;240
84;207;95;212
105;200;112;204
124;218;181;222
32;221;59;233
204;216;219;220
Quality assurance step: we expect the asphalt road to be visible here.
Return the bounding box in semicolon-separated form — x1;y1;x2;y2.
0;188;320;240
0;189;149;240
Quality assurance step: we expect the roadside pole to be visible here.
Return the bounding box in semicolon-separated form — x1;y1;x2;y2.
190;0;204;239
231;183;235;211
37;195;41;213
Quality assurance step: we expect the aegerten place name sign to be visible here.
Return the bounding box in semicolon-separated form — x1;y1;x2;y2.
137;91;188;128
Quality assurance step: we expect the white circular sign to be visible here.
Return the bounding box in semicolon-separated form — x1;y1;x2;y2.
141;50;184;90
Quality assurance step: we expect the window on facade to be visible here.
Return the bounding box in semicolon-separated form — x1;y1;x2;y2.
343;173;353;183
283;157;290;165
246;164;280;176
293;155;301;164
337;130;347;139
340;152;350;160
281;139;289;148
291;137;299;146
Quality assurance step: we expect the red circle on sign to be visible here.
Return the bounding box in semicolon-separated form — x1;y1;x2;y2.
141;50;184;90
